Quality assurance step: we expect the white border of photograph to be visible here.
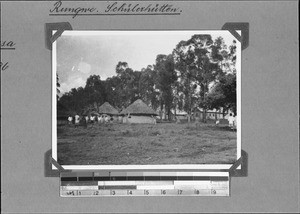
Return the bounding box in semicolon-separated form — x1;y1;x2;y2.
52;30;241;170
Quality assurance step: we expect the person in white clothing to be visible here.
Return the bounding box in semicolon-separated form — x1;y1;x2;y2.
90;115;95;123
151;115;156;124
233;116;237;130
228;113;235;128
100;115;104;123
68;115;73;125
74;114;80;127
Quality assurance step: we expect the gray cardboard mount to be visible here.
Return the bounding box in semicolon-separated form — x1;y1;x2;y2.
1;1;299;213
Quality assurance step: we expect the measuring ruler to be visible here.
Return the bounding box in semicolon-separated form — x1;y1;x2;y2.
60;171;230;197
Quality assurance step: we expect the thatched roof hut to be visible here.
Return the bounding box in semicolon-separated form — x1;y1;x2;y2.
120;99;158;116
98;102;119;115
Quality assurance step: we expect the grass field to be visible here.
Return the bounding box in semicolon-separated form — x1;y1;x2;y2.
57;122;237;165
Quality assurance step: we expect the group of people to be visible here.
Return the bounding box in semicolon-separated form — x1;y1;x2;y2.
67;114;113;127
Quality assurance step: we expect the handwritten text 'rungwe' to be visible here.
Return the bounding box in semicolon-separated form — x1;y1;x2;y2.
49;1;182;18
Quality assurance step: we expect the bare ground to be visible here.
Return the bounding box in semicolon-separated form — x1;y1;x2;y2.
57;122;237;165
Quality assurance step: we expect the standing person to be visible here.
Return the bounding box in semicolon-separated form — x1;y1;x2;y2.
82;115;87;128
97;115;101;124
228;113;235;130
74;114;80;128
100;115;104;123
90;115;95;123
233;115;237;131
90;115;95;127
104;115;109;123
68;115;73;125
85;115;89;124
151;115;157;124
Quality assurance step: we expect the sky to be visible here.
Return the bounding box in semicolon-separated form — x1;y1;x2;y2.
55;31;237;94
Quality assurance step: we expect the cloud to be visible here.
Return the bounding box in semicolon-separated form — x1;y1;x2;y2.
78;61;91;74
58;62;93;95
60;75;86;94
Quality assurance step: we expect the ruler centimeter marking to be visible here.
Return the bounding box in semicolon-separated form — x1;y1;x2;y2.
60;172;230;197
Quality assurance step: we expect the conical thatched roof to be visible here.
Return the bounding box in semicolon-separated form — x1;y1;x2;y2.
82;106;94;116
98;102;119;115
120;99;157;116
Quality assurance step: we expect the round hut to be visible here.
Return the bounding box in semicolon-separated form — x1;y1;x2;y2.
98;102;119;122
120;99;158;124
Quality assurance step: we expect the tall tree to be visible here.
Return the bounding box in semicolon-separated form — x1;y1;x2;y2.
59;86;88;114
115;62;141;108
84;74;106;107
173;40;198;122
206;39;237;115
174;35;225;122
206;73;236;115
139;65;160;110
155;54;177;120
104;76;122;109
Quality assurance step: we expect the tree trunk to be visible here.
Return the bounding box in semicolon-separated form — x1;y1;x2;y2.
160;101;163;120
202;109;207;123
164;104;167;120
173;100;176;122
167;107;171;121
187;73;192;123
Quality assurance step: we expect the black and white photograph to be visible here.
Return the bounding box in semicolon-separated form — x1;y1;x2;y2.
52;31;241;169
2;0;299;212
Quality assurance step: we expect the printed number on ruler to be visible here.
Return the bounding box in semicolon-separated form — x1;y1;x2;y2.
66;191;75;196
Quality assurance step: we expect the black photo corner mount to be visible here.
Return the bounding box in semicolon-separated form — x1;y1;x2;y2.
228;150;248;177
44;150;59;177
222;22;249;50
45;22;73;50
44;149;72;177
45;22;249;178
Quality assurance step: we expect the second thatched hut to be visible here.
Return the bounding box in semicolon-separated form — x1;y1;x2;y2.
98;102;119;121
120;99;157;124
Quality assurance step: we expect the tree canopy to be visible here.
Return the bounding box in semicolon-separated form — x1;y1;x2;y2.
57;34;238;120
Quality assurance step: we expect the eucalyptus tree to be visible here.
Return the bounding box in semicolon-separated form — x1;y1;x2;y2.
173;35;225;122
206;39;237;115
139;65;160;111
155;54;177;120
